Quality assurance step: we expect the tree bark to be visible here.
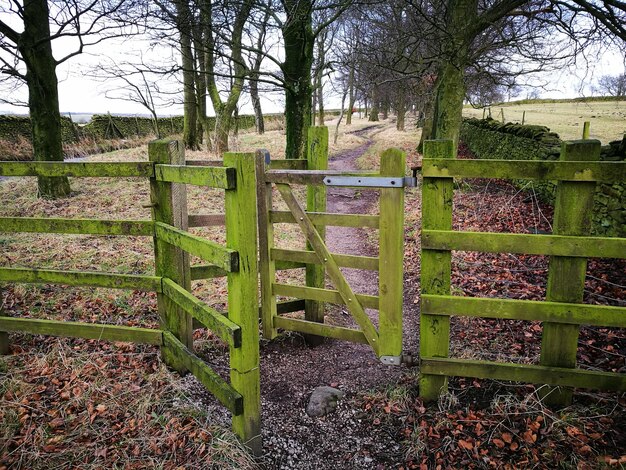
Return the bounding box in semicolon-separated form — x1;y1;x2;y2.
175;0;199;150
250;77;264;134
396;92;406;131
315;33;325;126
204;0;252;154
20;0;70;199
346;63;355;125
368;88;379;122
429;0;477;153
282;0;314;159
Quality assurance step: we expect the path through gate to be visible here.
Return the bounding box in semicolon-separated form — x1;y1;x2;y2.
255;127;412;363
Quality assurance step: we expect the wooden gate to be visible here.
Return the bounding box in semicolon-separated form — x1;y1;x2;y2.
0;140;262;454
419;139;626;405
255;127;410;363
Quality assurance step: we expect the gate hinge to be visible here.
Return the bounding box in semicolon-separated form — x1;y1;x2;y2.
323;176;418;188
379;355;402;366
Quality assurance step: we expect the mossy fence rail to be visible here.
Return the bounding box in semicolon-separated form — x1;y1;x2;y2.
0;139;262;454
419;139;626;406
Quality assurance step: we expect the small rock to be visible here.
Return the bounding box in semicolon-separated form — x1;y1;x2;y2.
306;386;345;417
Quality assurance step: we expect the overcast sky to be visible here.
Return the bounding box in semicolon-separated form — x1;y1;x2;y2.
1;28;624;117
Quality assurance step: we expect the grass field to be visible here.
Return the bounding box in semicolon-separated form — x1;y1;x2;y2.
463;99;626;144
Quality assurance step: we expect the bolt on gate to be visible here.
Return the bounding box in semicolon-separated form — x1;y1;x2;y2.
419;139;626;405
256;127;413;364
0;140;262;454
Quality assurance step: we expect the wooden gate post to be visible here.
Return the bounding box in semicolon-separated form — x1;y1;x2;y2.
419;140;454;401
149;139;193;373
256;149;278;340
540;140;600;406
379;148;406;359
305;126;328;345
224;152;262;455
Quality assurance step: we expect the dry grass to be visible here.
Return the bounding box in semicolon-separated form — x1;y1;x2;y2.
355;115;422;171
0;339;256;469
463;99;626;144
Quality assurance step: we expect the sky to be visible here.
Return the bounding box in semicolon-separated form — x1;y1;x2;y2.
1;15;624;118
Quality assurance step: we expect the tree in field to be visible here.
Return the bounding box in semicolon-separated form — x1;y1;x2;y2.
419;0;626;150
596;73;626;97
89;58;178;139
0;0;138;199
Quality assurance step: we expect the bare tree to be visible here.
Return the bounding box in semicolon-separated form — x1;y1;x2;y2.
0;0;140;198
89;58;179;139
596;73;626;96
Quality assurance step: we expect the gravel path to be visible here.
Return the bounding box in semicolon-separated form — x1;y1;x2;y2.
258;125;420;469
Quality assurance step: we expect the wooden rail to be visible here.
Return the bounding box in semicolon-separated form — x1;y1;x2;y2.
419;139;626;406
0;161;154;177
270;210;379;228
0;317;164;345
421;156;625;182
0;139;262;455
271;248;379;271
155;164;236;189
155;222;238;272
0;217;153;236
422;230;626;258
0;267;162;291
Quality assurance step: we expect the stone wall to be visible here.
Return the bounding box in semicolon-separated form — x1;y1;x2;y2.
460;118;625;237
0;115;79;143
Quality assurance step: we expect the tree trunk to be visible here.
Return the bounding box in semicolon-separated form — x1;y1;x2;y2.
417;94;434;153
317;82;325;125
204;0;252;155
315;33;325;126
311;86;317;125
346;63;355;125
175;0;199;150
250;76;264;134
282;0;314;159
369;89;379;122
429;0;477;153
396;93;406;131
382;97;389;120
20;0;70;199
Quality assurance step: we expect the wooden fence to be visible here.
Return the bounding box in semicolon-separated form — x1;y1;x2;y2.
256;127;406;361
419;139;626;405
0;140;261;454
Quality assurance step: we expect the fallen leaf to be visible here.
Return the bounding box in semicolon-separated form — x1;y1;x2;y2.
493;438;505;449
458;439;473;450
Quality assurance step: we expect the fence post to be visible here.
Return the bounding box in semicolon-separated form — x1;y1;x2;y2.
224;152;262;455
256;149;278;340
540;140;601;406
379;148;406;359
419;140;454;401
0;287;8;355
305;126;328;345
582;121;590;139
149;139;193;373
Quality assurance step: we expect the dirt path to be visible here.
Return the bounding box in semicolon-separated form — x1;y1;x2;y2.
258;124;420;469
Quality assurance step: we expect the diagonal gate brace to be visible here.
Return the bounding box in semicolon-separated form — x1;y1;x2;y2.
276;183;380;355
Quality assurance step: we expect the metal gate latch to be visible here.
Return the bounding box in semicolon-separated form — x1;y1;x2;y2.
379;355;402;366
323;176;417;188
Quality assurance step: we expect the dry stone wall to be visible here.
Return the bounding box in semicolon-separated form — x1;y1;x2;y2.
460;117;625;237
